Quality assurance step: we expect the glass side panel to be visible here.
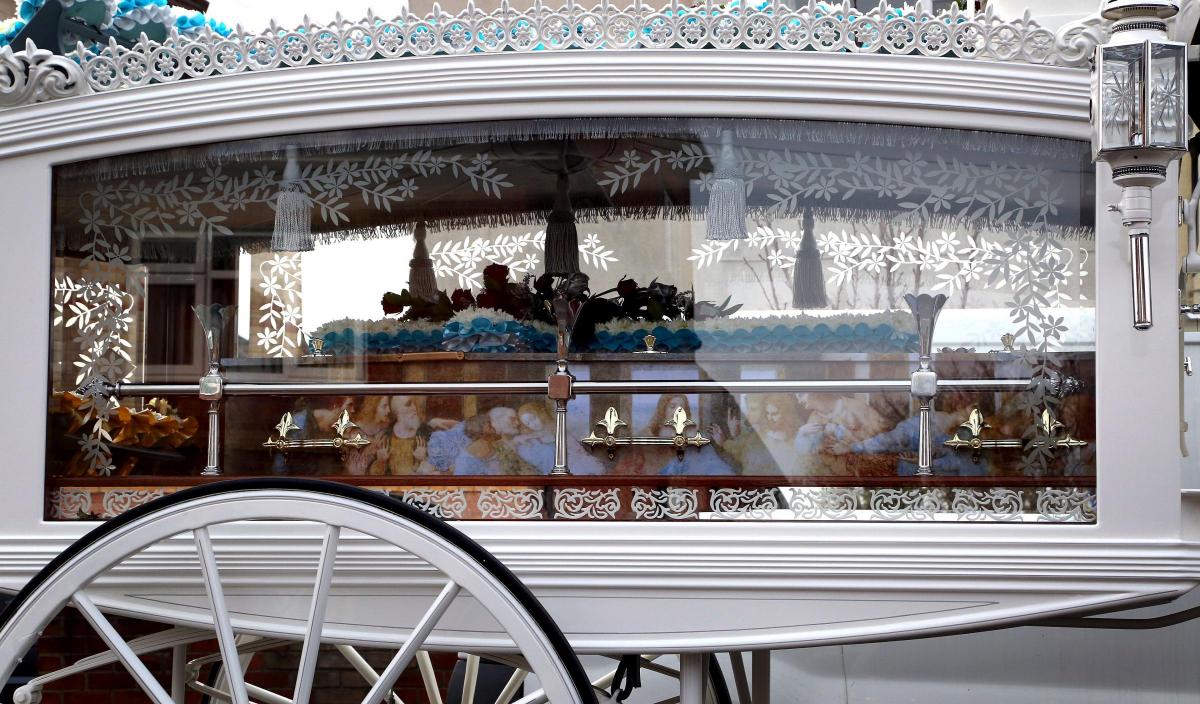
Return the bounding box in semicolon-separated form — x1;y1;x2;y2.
46;117;1096;522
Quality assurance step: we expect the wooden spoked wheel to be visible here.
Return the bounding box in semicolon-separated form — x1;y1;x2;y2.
0;479;596;704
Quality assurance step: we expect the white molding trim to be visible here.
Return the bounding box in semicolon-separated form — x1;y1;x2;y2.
1;530;1196;651
0;50;1090;164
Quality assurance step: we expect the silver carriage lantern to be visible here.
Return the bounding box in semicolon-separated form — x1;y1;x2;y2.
1093;0;1188;330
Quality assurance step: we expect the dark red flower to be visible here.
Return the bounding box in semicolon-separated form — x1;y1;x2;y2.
482;263;510;290
381;292;406;316
616;277;638;299
475;290;499;310
534;273;556;298
450;289;475;311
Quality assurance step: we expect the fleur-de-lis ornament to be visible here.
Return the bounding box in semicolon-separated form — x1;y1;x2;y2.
598;406;627;435
667;406;695;435
274;412;299;439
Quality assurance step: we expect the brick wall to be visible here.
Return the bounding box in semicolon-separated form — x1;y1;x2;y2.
29;610;459;704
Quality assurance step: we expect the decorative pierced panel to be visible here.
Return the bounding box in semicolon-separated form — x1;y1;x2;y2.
45;116;1095;522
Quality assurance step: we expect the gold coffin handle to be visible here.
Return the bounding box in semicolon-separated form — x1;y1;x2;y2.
943;407;1087;463
581;406;710;459
263;410;371;453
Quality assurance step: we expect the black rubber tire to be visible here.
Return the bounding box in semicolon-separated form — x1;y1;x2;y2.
0;478;597;704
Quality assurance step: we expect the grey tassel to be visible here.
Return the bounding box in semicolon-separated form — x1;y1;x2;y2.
408;221;439;300
792;208;828;309
706;129;748;241
545;170;580;274
271;145;313;252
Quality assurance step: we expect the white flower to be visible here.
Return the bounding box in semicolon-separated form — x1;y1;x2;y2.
397;178;418;199
767;251;794;269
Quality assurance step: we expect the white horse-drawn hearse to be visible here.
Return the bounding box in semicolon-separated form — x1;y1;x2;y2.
0;0;1197;701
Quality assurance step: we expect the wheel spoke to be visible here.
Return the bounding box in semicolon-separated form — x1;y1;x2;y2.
511;658;626;704
728;652;751;704
171;644;187;704
462;654;480;704
751;651;770;704
416;650;444;704
246;682;294;704
494;667;527;704
73;592;174;704
335;644;404;704
194;527;250;704
293;525;340;704
359;581;460;704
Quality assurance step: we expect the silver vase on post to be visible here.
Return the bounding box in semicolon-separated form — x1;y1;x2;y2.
192;304;236;476
548;279;585;476
904;293;947;476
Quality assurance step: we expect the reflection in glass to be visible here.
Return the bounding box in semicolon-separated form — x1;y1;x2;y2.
45;117;1098;521
1101;43;1145;149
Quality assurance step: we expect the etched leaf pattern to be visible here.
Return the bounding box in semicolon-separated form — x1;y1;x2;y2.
256;255;303;358
429;230;618;289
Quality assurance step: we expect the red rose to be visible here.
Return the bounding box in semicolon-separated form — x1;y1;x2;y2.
616;277;638;299
476;290;499;310
450;289;475;310
534;273;556;297
381;292;405;316
482;263;510;290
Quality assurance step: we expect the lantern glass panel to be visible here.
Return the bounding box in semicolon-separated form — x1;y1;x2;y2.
1100;43;1145;150
1148;42;1186;149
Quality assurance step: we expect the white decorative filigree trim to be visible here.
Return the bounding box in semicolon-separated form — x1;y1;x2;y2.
48;488;93;520
868;488;943;521
399;489;469;519
553;487;621;519
951;487;1024;522
710;487;780;520
52;484;1096;523
99;488;164;518
0;39;90;107
1036;487;1096;523
631;487;699;520
786;487;859;520
478;488;546;519
0;3;1103;108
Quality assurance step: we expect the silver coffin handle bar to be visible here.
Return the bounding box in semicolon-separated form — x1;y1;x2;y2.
110;378;1030;397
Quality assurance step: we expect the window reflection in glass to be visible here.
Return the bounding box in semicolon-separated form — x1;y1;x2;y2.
46;117;1097;521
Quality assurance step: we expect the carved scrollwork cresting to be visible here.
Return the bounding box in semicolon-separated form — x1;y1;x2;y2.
0;39;91;107
0;5;1098;108
478;488;546;519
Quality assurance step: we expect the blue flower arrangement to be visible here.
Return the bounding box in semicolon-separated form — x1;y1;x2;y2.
587;317;918;354
441;316;556;353
175;11;232;38
319;325;445;355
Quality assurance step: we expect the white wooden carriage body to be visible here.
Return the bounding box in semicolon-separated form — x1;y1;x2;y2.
0;1;1197;663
